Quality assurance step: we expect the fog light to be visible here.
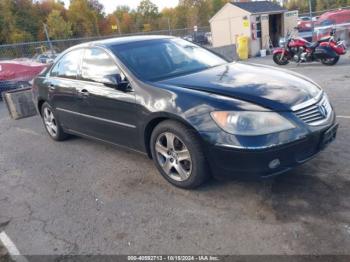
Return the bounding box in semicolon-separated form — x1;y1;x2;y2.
269;159;280;169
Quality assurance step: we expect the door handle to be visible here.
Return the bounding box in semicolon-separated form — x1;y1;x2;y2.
49;84;55;91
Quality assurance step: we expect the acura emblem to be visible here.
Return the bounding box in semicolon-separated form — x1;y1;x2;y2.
318;104;328;118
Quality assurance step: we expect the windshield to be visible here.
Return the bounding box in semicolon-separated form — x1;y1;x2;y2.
111;38;227;81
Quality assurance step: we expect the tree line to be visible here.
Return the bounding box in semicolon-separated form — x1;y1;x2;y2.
1;0;350;45
0;0;230;44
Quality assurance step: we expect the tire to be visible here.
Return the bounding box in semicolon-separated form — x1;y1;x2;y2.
41;102;68;141
150;120;210;189
273;53;289;65
321;56;340;66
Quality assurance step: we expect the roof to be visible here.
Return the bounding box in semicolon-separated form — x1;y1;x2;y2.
68;35;172;51
94;35;173;47
231;1;286;14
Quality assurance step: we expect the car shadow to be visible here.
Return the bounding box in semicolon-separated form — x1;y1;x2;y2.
56;129;350;227
268;170;349;223
196;163;350;225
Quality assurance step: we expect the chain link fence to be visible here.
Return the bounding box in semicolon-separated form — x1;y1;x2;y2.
299;6;350;17
0;27;211;61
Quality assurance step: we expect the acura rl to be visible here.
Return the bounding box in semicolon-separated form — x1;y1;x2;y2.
32;36;338;188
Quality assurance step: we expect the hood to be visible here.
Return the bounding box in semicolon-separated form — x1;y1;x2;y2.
158;62;321;111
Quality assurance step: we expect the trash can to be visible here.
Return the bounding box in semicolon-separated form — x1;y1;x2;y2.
237;36;249;60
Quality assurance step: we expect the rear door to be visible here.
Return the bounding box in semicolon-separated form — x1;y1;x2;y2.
47;48;84;131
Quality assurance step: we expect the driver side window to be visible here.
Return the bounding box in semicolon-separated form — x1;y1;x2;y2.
81;48;127;84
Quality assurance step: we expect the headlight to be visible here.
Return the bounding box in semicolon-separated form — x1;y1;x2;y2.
211;111;295;136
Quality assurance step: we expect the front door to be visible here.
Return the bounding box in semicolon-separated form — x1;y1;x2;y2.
73;47;139;149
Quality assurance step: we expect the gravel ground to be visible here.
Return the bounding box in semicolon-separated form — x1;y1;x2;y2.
0;55;350;256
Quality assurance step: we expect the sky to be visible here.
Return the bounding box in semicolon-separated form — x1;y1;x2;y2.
62;0;179;14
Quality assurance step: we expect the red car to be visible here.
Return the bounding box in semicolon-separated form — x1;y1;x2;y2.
314;9;350;42
316;9;350;26
298;16;313;32
0;59;47;98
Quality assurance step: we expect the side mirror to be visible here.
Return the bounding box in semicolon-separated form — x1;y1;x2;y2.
101;75;119;87
102;74;132;92
117;81;132;92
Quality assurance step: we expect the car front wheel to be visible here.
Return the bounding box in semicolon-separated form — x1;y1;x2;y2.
41;102;68;141
273;53;289;65
150;120;210;189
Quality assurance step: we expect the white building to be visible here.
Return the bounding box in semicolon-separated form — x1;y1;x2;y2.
210;1;298;56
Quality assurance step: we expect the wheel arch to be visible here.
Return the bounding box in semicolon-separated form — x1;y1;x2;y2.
37;98;46;116
143;113;200;159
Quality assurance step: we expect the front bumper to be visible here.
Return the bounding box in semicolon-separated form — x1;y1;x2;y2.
206;122;338;180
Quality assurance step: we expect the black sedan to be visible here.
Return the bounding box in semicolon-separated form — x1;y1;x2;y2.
32;36;338;188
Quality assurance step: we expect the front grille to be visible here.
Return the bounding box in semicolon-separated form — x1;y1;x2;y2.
294;95;332;125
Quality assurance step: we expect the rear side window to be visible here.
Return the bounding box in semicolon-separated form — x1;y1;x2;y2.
82;48;122;83
51;49;82;79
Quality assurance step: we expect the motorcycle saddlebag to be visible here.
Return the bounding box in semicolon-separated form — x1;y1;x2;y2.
314;46;338;59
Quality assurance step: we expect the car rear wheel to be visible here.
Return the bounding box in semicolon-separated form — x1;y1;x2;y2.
41;102;68;141
150;120;210;189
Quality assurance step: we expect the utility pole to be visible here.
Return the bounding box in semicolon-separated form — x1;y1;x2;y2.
167;18;172;36
115;17;122;35
308;0;313;18
308;0;314;30
43;23;54;55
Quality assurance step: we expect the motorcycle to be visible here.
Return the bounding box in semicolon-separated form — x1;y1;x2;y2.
273;28;347;66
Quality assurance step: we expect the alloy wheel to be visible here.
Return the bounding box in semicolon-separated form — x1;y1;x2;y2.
43;107;58;137
155;132;192;182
